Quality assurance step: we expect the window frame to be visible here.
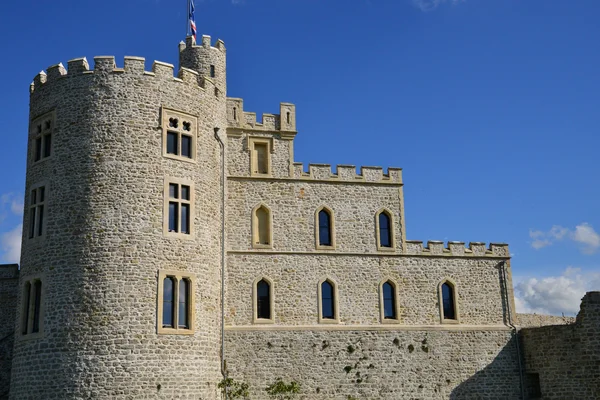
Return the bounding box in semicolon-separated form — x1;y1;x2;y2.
315;206;336;250
317;277;340;324
30;110;55;165
163;178;195;239
157;270;196;335
28;182;47;240
19;274;45;341
253;276;274;324
375;208;396;251
251;203;273;249
161;107;198;163
248;137;273;177
379;279;400;323
438;278;460;324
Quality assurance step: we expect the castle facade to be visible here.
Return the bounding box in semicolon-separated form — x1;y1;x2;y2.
0;33;596;400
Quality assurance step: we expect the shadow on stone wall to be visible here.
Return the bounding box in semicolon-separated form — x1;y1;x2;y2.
0;333;13;400
450;333;522;400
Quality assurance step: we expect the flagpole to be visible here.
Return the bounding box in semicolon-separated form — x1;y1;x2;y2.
186;0;190;37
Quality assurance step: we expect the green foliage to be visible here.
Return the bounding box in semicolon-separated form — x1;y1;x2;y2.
218;377;250;399
265;378;301;399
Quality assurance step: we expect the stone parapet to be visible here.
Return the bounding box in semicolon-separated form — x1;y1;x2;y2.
290;163;403;184
405;240;509;258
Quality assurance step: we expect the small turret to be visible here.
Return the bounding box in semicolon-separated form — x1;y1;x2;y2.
179;35;226;97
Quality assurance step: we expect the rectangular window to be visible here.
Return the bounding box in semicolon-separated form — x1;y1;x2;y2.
28;185;46;239
210;65;216;78
162;108;197;162
158;271;195;335
20;276;44;338
249;137;272;176
31;112;54;163
164;179;194;238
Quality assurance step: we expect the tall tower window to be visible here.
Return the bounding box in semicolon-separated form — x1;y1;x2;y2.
252;204;272;248
158;271;196;334
318;278;339;323
210;65;216;78
316;207;335;249
28;185;46;239
20;276;44;338
382;281;396;319
256;279;271;320
376;209;395;250
164;179;194;238
162;108;197;162
31;111;54;163
439;279;459;323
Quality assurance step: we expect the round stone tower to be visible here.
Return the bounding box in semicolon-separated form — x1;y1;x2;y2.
11;35;227;399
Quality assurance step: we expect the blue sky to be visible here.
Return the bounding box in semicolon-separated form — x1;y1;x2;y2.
0;0;598;315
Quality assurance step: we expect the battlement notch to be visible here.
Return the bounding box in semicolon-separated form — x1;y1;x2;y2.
291;163;402;184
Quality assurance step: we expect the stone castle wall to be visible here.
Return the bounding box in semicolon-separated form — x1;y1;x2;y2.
516;313;575;328
224;329;521;399
0;265;18;399
11;37;227;399
520;292;600;400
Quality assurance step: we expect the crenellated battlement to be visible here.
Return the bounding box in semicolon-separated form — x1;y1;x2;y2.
179;34;226;53
289;163;402;184
405;240;509;257
29;55;220;94
226;98;296;133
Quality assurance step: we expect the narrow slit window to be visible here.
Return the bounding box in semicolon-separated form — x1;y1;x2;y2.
32;281;42;333
254;206;270;245
254;143;268;174
210;65;216;78
162;277;175;328
318;209;332;246
321;281;335;319
383;281;396;319
442;282;456;320
379;212;392;248
178;279;189;329
233;107;237;121
43;133;52;158
28;186;46;238
286;111;290;124
34;137;42;162
256;279;271;319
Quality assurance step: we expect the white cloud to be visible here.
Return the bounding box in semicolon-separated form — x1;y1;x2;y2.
412;0;465;12
0;224;22;264
529;223;600;254
0;193;23;222
514;267;600;316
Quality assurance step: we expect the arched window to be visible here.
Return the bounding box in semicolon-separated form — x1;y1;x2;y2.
178;279;190;329
256;279;271;320
321;280;335;319
318;208;332;247
382;281;396;319
162;277;175;328
379;212;392;248
253;204;272;248
441;281;457;321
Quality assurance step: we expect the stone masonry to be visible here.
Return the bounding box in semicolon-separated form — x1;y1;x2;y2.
0;31;595;399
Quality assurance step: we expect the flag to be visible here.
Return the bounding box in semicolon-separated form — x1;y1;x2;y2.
189;0;197;44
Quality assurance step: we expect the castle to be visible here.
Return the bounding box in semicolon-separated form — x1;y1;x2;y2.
0;33;597;399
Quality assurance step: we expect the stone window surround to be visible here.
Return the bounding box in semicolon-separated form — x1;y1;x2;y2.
28;182;48;240
161;107;198;163
19;274;45;341
438;278;460;324
157;270;196;335
375;208;396;252
251;203;273;249
252;276;274;324
315;206;336;250
317;277;340;324
379;278;400;324
163;177;195;239
248;136;273;177
30;110;55;164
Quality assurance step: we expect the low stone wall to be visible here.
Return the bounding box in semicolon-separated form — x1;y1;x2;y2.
224;328;521;399
516;313;575;328
520;292;600;400
0;264;19;399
